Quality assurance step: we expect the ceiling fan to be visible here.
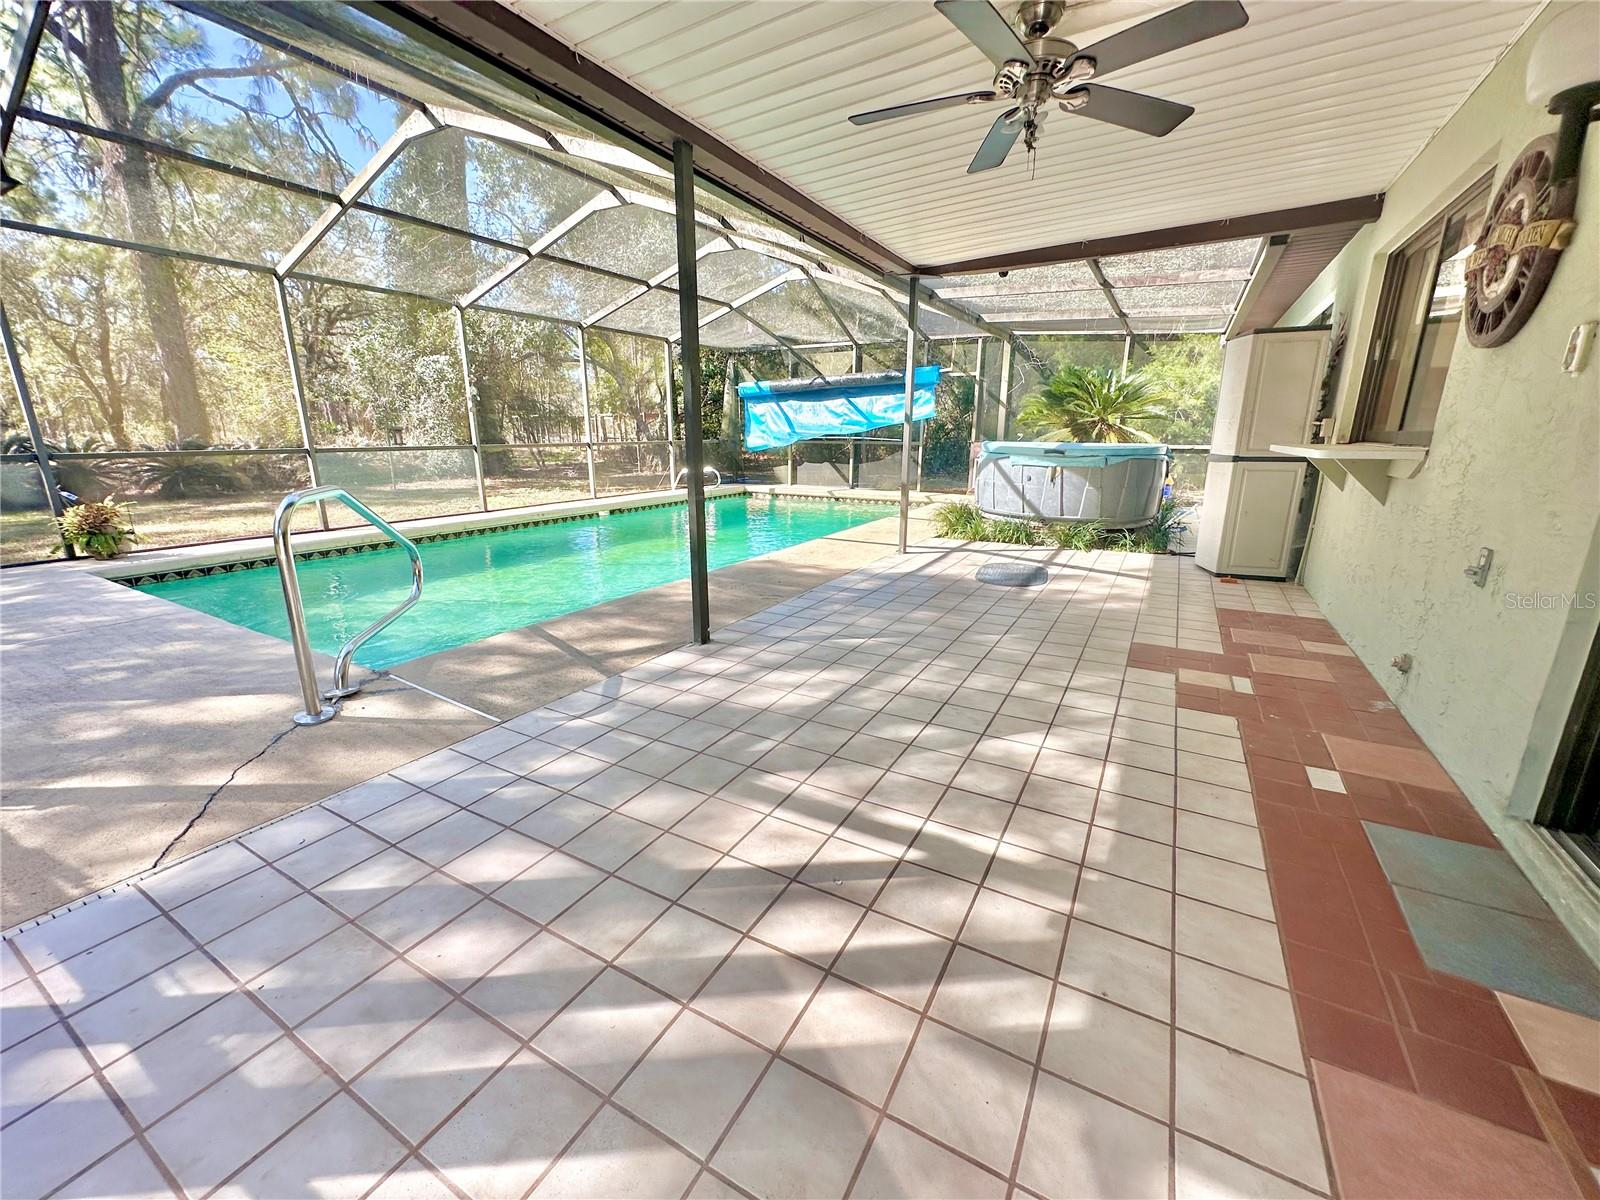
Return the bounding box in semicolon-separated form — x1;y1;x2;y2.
848;0;1248;173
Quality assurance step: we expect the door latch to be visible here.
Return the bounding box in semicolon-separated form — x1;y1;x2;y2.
1463;547;1494;588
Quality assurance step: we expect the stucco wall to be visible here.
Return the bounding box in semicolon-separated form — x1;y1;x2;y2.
1278;2;1599;902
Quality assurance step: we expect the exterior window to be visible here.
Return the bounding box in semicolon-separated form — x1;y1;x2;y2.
1354;177;1491;443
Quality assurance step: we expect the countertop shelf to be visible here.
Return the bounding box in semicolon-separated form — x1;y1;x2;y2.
1270;442;1427;502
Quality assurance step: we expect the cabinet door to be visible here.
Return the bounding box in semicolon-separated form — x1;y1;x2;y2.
1209;337;1255;454
1219;461;1306;578
1238;333;1328;455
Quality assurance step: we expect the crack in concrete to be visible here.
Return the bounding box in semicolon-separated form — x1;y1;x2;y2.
146;674;420;871
149;722;300;870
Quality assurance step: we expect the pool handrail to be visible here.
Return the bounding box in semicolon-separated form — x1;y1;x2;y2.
271;485;424;726
674;466;722;489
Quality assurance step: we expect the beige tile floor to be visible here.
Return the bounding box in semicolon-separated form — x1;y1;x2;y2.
0;546;1332;1200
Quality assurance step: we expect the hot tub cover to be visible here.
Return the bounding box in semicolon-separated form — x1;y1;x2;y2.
980;440;1169;469
741;365;941;452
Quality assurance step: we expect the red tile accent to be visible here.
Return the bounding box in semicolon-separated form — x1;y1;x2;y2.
1347;878;1409;932
1351;793;1432;831
1300;995;1414;1089
1363;920;1431;978
1296;731;1337;768
1261;824;1343;872
1381;969;1415;1026
1341;771;1402;800
1286;941;1391;1018
1423;811;1502;848
1141;578;1589;1195
1325;733;1459;791
1230;628;1304;650
1270;857;1356;908
1315;1061;1582;1200
1253;777;1318;809
1276;890;1373;961
1399;976;1533;1066
1548;1080;1600;1167
1403;1029;1545;1138
1401;781;1471;808
1252;755;1311;785
1216;693;1261;719
1295;811;1369;848
1247;732;1305;764
1259;696;1311;724
1312;788;1361;818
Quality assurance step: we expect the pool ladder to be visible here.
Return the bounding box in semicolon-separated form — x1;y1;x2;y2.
272;485;423;726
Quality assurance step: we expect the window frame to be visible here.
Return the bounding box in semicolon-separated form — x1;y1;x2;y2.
1352;173;1492;445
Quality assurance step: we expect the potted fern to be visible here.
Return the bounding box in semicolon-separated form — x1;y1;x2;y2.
56;498;140;560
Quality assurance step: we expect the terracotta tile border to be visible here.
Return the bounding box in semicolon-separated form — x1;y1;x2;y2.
1155;599;1599;1198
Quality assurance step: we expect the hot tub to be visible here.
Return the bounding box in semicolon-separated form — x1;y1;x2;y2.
975;441;1169;528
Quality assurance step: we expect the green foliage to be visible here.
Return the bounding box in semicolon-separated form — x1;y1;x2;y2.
986;518;1043;545
2;433;112;498
1008;335;1223;447
10;1;389;448
1030;336;1128;377
1017;365;1169;443
1138;336;1223;445
128;453;246;498
1044;520;1105;550
55;498;139;559
585;330;670;443
932;499;1186;554
693;350;729;442
1134;498;1188;554
931;501;986;540
921;374;975;488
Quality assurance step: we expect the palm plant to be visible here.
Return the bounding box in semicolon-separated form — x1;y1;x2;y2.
1017;365;1169;443
3;432;112;500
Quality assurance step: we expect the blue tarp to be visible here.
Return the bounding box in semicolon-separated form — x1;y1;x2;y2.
740;365;941;452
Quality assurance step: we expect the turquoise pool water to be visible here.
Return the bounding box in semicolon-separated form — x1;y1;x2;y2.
137;495;893;669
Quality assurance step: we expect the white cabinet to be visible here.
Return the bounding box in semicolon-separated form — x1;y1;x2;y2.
1196;459;1307;579
1197;328;1329;580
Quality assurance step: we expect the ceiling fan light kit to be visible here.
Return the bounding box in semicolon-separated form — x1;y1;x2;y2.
847;0;1249;173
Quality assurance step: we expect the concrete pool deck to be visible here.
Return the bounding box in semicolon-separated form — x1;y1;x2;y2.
0;508;933;928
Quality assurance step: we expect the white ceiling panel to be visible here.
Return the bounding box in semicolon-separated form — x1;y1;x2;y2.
505;0;1538;267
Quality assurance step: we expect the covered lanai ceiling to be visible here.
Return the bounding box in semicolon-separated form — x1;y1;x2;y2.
499;0;1539;271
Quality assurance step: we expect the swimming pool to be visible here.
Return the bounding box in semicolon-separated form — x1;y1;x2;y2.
136;495;893;669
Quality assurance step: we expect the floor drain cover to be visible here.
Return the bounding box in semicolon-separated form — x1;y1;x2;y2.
976;562;1048;587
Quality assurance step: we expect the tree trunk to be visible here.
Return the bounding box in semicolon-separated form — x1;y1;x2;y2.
79;4;212;446
90;280;131;447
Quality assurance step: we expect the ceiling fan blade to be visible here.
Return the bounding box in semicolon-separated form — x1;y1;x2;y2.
1063;84;1193;136
968;109;1022;173
1071;0;1248;78
848;90;997;126
935;0;1035;68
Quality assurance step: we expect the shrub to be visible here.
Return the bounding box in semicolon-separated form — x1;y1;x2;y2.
986;518;1043;545
1128;498;1186;553
56;498;139;559
1045;520;1105;550
931;501;987;540
934;501;1187;553
129;454;248;499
